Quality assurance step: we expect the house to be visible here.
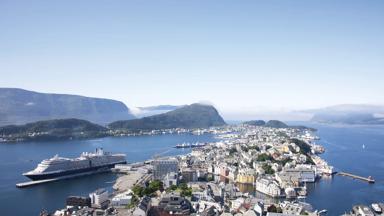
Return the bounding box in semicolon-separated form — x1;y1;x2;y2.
133;196;151;216
163;172;178;188
157;192;192;215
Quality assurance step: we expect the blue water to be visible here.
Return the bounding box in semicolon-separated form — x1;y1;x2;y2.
304;124;384;215
0;133;217;216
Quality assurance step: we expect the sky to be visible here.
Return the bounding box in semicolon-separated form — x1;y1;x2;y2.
1;0;383;119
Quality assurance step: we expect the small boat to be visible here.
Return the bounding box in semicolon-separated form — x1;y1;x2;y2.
371;203;382;213
174;142;190;148
318;209;328;215
363;144;365;149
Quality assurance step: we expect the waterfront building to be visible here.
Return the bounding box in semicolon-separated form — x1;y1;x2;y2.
276;167;315;188
255;177;282;198
89;188;109;208
66;196;91;208
284;187;296;198
153;158;179;180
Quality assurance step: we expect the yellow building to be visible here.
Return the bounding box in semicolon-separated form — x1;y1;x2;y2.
236;173;256;184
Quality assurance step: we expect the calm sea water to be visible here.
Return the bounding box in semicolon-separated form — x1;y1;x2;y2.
304;123;384;215
0;133;217;216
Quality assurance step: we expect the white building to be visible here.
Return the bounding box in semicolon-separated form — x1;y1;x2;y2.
163;172;178;188
255;177;282;198
276;167;315;186
111;191;132;206
89;188;109;208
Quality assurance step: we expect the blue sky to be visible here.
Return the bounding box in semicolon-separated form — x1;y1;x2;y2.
1;0;383;117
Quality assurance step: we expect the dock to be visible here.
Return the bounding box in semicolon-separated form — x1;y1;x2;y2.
16;178;59;188
16;169;112;188
337;172;375;183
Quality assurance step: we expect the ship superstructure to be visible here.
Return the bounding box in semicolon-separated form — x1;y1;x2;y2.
24;148;126;181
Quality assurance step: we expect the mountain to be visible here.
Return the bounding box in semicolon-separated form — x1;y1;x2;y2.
133;105;183;118
138;105;182;111
243;120;266;126
308;104;384;125
243;119;316;131
0;118;108;142
109;103;226;130
265;120;289;128
0;88;135;126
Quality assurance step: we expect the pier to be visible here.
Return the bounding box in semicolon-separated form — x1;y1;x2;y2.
16;178;59;188
16;169;112;188
337;172;375;183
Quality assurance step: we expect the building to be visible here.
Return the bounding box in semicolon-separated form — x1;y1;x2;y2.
133;196;152;216
163;172;178;188
253;201;264;216
153;158;179;180
89;188;109;209
237;169;256;184
276;167;315;187
255;177;282;198
111;191;132;206
158;192;192;215
66;196;91;207
181;168;198;182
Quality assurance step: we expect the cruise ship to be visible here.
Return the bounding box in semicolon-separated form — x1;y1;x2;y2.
23;148;126;181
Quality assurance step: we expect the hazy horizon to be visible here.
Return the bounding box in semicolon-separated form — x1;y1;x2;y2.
1;0;383;117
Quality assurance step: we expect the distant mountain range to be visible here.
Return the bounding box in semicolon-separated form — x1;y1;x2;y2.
0;103;226;142
243;119;316;131
2;88;383;143
0;118;108;142
109;103;226;131
0;88;135;126
307;104;384;125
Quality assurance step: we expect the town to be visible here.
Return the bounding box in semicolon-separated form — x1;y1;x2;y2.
46;124;380;216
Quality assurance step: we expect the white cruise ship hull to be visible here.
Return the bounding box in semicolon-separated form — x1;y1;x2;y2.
24;160;126;181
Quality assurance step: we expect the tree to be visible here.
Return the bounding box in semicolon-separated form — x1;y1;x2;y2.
166;185;178;192
257;153;273;162
132;185;144;197
148;180;163;192
262;163;275;175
